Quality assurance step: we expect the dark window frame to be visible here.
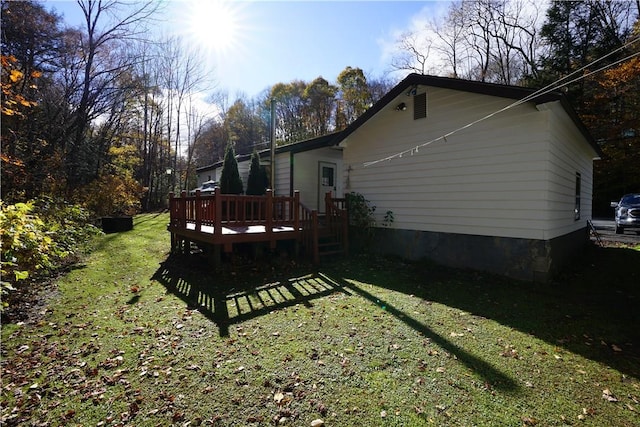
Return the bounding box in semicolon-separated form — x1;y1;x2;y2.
575;172;581;221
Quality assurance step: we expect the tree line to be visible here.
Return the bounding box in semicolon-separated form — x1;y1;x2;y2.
2;0;639;216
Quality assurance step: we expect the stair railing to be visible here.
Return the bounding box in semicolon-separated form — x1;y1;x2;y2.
324;192;349;257
299;202;320;264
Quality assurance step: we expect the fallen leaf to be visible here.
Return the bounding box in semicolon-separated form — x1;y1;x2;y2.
311;418;324;426
274;392;284;404
602;389;618;402
611;344;622;352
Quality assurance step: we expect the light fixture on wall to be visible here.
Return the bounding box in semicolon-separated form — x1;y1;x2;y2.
395;102;407;111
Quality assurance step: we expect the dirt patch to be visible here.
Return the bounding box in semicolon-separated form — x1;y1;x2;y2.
2;279;59;325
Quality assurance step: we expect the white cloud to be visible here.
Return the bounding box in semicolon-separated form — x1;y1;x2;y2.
377;2;450;77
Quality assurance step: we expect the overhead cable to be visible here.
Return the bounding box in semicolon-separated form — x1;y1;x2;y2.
362;36;640;168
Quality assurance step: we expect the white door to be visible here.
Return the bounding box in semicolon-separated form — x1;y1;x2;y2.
318;161;337;213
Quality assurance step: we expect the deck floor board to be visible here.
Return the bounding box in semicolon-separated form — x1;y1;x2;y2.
184;222;297;235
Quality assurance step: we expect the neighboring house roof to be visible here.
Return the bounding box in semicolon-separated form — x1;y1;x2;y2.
196;131;342;173
330;73;602;157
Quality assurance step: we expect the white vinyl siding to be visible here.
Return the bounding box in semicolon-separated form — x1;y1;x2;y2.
274;152;290;196
238;160;250;190
544;101;597;239
342;87;556;240
293;147;343;210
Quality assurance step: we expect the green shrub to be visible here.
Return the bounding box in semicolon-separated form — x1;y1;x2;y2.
345;192;376;228
0;198;100;309
219;143;244;194
246;149;269;195
345;192;378;251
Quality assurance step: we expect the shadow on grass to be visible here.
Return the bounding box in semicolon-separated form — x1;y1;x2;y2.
152;253;352;337
327;244;640;380
152;252;520;392
320;272;520;392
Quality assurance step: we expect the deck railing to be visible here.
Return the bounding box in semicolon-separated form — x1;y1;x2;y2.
168;188;347;263
169;188;300;234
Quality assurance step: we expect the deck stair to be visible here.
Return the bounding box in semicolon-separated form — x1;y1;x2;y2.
299;193;349;264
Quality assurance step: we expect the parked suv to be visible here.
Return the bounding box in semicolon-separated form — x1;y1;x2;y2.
190;180;218;195
611;193;640;234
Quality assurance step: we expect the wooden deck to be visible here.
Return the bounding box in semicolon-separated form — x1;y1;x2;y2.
168;188;348;264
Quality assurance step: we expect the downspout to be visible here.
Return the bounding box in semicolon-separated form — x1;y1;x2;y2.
289;152;294;197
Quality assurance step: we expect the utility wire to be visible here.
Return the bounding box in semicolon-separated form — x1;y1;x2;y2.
362;36;640;168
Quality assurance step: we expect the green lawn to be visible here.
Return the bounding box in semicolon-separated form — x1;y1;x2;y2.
2;213;639;426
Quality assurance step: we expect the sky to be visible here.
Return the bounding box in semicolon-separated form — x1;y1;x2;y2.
43;0;449;99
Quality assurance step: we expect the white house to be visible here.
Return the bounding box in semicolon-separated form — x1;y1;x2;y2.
195;132;344;213
333;74;601;281
196;74;601;281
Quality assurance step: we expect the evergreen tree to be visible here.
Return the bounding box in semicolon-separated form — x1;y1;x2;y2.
219;143;243;194
245;149;269;195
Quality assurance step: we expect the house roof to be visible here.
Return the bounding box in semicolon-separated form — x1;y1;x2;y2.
196;132;342;173
330;73;601;157
198;74;601;175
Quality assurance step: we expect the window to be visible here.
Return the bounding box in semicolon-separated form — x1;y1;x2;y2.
414;92;427;120
322;166;334;187
575;172;581;221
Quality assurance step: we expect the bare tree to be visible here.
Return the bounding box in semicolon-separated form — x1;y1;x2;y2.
391;0;544;84
391;31;433;75
65;0;160;190
158;36;210;192
431;3;468;78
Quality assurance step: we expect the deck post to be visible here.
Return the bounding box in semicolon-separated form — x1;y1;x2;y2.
325;191;332;217
293;191;300;232
169;192;177;252
342;206;349;256
266;189;274;249
195;190;201;232
214;187;222;236
312;210;319;264
180;190;189;254
180;190;187;222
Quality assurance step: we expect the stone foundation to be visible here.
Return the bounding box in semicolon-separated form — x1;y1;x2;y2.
365;227;589;282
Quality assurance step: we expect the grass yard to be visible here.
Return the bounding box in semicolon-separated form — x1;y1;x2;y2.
2;213;639;426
